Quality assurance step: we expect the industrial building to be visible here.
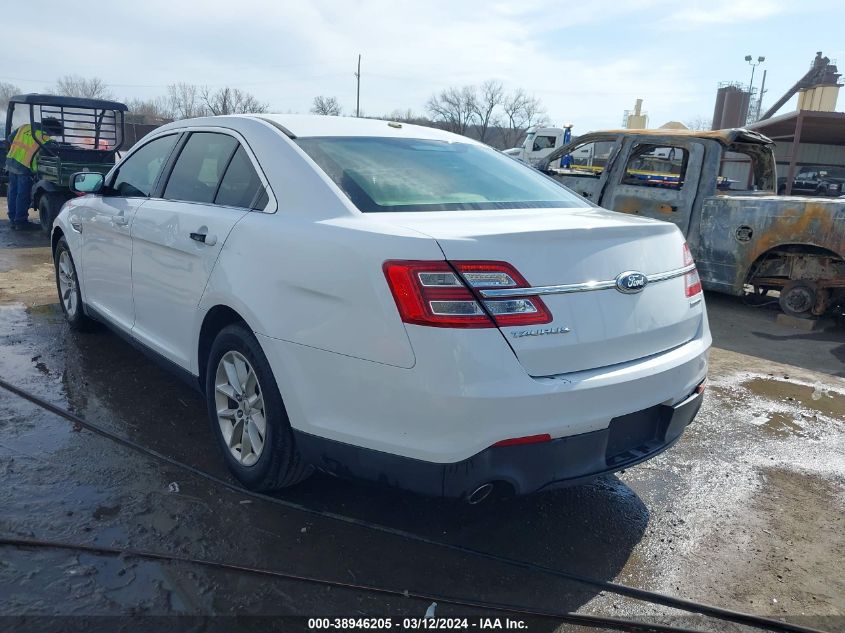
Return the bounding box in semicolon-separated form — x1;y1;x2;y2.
712;52;845;195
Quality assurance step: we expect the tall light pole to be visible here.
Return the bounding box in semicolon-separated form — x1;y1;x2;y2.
744;55;765;123
745;54;765;94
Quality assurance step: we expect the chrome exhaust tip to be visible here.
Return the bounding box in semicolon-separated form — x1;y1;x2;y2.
466;483;495;505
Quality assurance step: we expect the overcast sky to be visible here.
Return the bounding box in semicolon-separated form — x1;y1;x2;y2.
4;0;843;134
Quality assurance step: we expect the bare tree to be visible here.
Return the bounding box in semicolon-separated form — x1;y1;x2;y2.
167;83;207;119
522;93;547;129
501;88;547;148
201;86;268;115
387;108;417;122
471;80;504;143
0;81;21;111
685;115;711;131
426;85;477;136
311;95;342;116
52;75;112;99
125;97;172;121
501;89;528;148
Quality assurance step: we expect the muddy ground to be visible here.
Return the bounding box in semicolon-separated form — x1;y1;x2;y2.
0;203;843;633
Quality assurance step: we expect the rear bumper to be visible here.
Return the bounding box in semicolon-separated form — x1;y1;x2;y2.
259;324;710;465
294;388;704;498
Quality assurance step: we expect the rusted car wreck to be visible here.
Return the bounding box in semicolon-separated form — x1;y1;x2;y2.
542;128;845;317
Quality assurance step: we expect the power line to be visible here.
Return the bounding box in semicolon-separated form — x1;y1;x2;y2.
0;70;352;90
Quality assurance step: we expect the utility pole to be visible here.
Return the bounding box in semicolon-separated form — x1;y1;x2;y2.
355;54;361;118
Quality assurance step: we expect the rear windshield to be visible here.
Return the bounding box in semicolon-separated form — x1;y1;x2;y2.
294;136;588;213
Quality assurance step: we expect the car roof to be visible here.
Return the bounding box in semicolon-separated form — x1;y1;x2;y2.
248;114;480;143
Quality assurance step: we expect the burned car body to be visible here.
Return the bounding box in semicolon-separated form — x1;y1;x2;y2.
541;128;845;317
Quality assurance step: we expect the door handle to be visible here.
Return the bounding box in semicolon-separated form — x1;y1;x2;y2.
190;232;217;246
113;214;129;226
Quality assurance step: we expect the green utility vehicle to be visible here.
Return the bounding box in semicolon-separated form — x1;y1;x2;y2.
4;94;128;232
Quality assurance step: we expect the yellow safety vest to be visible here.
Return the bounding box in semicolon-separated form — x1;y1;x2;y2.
7;124;50;172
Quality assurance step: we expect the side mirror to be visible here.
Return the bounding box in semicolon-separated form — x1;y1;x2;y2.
69;171;104;194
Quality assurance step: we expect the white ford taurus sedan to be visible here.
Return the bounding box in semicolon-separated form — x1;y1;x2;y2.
53;114;710;501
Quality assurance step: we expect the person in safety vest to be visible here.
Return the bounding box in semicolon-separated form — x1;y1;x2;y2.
5;117;63;230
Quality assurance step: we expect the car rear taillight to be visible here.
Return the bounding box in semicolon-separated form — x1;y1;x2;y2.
383;260;552;328
451;261;552;326
683;243;702;298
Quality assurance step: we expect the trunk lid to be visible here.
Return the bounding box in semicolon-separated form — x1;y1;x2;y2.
382;208;703;376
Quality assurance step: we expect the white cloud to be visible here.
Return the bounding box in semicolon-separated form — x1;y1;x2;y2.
660;0;788;27
2;0;837;132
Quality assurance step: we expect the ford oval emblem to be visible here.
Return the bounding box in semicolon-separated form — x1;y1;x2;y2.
615;271;648;294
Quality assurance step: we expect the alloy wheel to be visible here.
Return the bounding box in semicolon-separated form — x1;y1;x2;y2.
214;351;266;466
57;251;78;317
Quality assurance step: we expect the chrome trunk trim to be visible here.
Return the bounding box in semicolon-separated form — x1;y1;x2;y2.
478;264;696;298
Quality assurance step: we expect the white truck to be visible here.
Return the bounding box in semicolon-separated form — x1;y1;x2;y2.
503;125;573;166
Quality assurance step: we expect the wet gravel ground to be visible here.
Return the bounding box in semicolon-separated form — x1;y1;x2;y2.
0;212;843;632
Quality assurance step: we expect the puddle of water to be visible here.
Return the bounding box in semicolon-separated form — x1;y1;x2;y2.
710;374;844;440
743;377;845;420
749;411;806;438
27;303;62;317
0;245;52;273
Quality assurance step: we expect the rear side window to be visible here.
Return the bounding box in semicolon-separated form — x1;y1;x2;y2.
718;150;763;191
622;144;688;189
215;146;267;209
556;140;615;176
164;132;238;203
112;134;178;197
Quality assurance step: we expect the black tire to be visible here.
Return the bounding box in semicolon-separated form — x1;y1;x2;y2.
53;237;96;331
38;193;62;234
779;280;817;318
205;324;312;491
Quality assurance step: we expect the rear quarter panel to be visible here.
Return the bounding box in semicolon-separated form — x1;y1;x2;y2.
198;211;444;371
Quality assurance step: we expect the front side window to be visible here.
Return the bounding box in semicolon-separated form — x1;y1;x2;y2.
112;134;178;197
164;132;238;204
532;135;556;151
295;137;588;213
622;144;688;189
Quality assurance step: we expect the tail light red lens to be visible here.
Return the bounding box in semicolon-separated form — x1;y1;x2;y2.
383;261;492;328
683;243;702;298
383;260;552;328
492;433;552;447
